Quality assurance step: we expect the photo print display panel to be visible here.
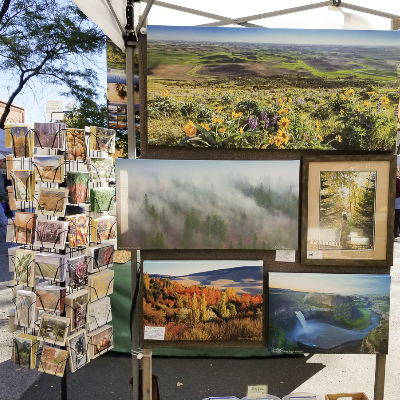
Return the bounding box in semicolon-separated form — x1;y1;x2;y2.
268;272;391;354
301;155;395;266
143;260;263;344
116;159;300;250
147;26;400;151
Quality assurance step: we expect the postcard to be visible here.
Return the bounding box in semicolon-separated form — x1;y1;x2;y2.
38;314;70;346
89;157;114;181
90;187;115;212
65;290;89;330
15;290;37;328
67;329;89;372
89;126;115;153
87;270;114;301
65;214;88;247
8;126;34;157
89;325;113;359
37;187;68;217
33;155;64;183
39;346;68;377
66;171;90;204
66;128;87;160
14;334;38;369
33;122;65;149
34;220;69;249
10;170;35;201
67;255;88;289
14;212;36;244
14;249;37;287
35;285;66;313
87;243;114;273
90;216;116;242
87;296;112;331
34;253;67;281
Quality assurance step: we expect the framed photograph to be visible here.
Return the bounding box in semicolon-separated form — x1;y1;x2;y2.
38;346;68;377
66;128;87;160
89;157;115;181
34;220;69;249
89;324;113;359
67;329;89;372
33;122;65;149
268;272;390;354
116;159;299;250
143;260;263;342
14;212;36;244
37;187;68;217
301;155;395;266
33;155;64;183
38;314;70;346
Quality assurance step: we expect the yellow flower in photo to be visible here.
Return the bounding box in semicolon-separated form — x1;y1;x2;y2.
341;95;346;100
215;106;222;113
338;134;342;142
347;88;355;96
212;116;224;124
269;135;274;145
278;98;283;103
184;121;197;137
367;91;376;96
315;121;320;131
285;135;289;145
232;111;243;119
200;123;211;131
340;110;344;115
275;137;283;147
219;127;226;133
278;108;286;115
356;105;361;112
317;134;323;141
288;98;293;103
364;101;370;107
239;127;244;134
381;96;390;105
277;129;287;139
279;117;290;130
161;90;169;97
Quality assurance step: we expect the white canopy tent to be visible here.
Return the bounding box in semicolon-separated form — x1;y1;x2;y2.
70;1;399;399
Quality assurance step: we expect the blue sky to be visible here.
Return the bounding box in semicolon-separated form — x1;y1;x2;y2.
270;273;391;295
144;260;263;276
148;26;400;46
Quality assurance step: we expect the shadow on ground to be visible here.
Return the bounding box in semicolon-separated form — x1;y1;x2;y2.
19;352;325;400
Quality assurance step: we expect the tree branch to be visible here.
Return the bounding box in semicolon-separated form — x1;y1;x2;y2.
0;0;11;24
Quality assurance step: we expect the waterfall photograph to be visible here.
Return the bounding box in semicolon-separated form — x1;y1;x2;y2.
268;272;390;354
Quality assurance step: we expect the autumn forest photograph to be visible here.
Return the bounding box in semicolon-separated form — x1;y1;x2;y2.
143;260;263;342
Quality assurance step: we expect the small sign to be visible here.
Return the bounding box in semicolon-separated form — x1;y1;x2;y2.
307;251;322;259
144;326;165;340
275;250;295;262
46;100;63;120
247;385;268;398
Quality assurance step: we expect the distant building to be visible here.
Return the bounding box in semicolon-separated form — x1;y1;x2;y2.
0;100;25;123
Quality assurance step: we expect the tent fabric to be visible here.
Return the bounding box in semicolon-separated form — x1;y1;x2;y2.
110;261;272;357
72;0;127;51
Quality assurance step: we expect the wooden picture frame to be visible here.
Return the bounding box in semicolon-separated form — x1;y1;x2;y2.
301;155;395;266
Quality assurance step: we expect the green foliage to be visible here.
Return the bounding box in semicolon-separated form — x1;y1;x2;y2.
0;0;105;128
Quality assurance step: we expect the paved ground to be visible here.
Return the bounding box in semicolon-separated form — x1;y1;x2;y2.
0;239;399;400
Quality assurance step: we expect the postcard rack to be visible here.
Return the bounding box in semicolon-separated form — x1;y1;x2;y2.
123;31;398;400
5;122;118;399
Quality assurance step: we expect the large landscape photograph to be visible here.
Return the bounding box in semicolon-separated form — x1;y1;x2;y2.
143;260;263;342
147;26;399;150
269;273;390;354
117;159;299;250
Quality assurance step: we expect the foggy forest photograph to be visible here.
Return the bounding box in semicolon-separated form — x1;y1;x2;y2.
116;159;299;250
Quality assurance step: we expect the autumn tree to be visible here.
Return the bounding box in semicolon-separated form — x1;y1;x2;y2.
217;292;230;319
0;0;104;128
190;293;200;324
200;293;209;322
